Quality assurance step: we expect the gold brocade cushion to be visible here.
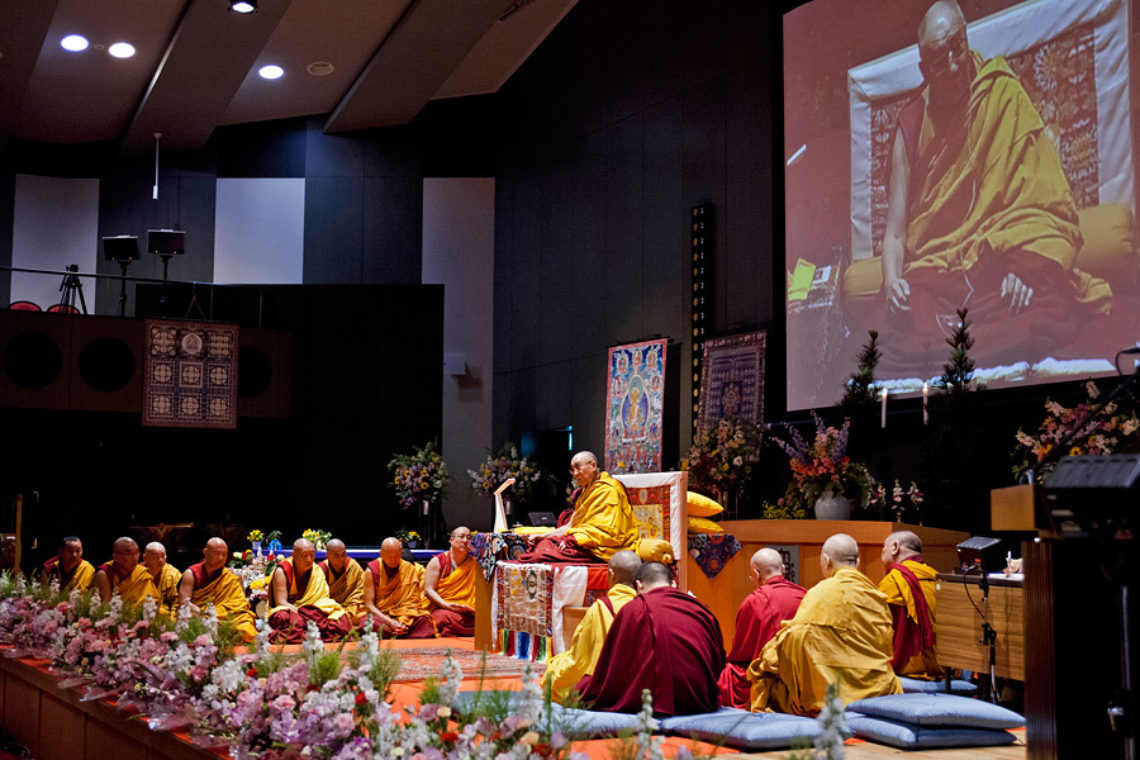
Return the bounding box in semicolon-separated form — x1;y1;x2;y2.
687;491;724;517
687;516;724;534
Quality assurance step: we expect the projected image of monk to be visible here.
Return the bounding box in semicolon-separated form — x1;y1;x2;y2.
880;0;1111;370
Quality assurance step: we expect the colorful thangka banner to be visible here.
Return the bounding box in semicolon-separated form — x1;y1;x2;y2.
142;319;238;429
604;338;666;473
698;330;766;432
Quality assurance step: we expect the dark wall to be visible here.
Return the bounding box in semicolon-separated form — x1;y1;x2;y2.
491;0;777;464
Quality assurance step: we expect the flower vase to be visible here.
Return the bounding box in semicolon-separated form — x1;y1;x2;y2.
252;541;262;559
814;492;851;521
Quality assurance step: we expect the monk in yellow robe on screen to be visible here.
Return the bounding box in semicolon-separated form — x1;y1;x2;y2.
269;538;351;642
144;541;182;618
749;533;902;715
423;526;478;636
179;537;258;642
318;538;366;621
879;530;943;678
362;538;436;638
880;0;1111;371
41;536;96;594
543;550;641;702
94;537;158;607
518;451;636;563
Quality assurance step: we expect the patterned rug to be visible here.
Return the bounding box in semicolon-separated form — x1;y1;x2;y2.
390;647;547;682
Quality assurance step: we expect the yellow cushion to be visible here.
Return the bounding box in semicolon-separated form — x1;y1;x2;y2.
687;491;724;517
1076;204;1135;284
843;256;883;300
688;516;724;534
636;538;675;565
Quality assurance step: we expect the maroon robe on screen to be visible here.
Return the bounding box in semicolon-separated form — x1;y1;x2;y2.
577;586;725;716
887;562;937;670
716;575;807;708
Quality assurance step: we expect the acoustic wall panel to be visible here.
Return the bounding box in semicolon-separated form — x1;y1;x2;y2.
213;178;305;285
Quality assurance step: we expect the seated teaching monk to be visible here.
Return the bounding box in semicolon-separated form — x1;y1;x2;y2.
41;535;96;593
518;451;636;563
144;541;182;618
361;537;435;638
318;538;366;621
423;526;478;636
879;0;1111;372
717;548;807;709
749;533;902;715
543;550;642;703
879;530;943;678
268;538;352;642
179;537;257;642
578;561;724;716
94;537;158;608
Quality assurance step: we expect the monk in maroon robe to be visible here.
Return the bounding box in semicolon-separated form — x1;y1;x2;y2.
578;561;725;716
717;548;806;708
268;539;353;643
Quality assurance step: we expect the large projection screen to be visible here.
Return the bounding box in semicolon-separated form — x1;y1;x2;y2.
783;0;1139;411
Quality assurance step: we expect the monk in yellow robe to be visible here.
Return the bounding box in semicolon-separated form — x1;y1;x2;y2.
318;538;366;621
362;538;435;638
880;0;1111;372
269;538;351;643
879;530;942;678
423;526;478;636
144;541;182;618
179;537;257;643
749;533;901;715
543;550;641;702
94;537;158;608
40;536;96;593
518;451;636;563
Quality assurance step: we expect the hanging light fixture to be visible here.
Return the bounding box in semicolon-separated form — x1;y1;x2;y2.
230;0;257;13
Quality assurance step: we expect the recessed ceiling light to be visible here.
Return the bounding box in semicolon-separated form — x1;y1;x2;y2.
60;34;89;52
307;61;335;77
230;1;257;13
258;65;284;80
108;42;136;59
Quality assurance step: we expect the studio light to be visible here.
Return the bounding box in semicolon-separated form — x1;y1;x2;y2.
230;0;257;13
258;64;284;80
108;42;136;59
60;34;89;52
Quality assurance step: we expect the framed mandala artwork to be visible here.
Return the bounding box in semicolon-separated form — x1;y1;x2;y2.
142;319;239;429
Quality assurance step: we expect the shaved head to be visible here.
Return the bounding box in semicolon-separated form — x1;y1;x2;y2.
881;530;923;570
143;541;167;576
326;538;347;572
326;538;346;552
634;561;673;591
570;451;601;488
750;548;785;584
918;0;966;51
380;537;403;570
821;533;860;574
203;537;229;572
145;541;166;555
916;0;971;114
608;550;642;587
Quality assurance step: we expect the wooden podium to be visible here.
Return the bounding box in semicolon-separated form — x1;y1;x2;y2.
934;573;1024;680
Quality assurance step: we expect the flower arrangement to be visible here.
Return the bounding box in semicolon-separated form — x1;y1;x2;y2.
388;439;450;509
468;442;546;507
869;480;924;522
681;416;765;500
1013;380;1140;484
302;528;332;550
246;529;264;544
774;412;878;514
394;529;421;547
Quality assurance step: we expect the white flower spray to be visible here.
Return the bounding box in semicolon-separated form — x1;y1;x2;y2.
108;589;123;620
437;649;462;706
302;620;324;666
517;664;543;725
255;617;271;660
203;603;219;640
636;689;664;760
813;679;847;760
142;593;158;624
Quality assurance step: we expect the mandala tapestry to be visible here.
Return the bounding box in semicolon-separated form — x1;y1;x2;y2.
697;331;766;432
142;319;238;429
604;338;666;473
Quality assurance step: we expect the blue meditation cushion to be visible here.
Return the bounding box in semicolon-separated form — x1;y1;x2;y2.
659;708;834;750
845;693;1024;729
897;676;978;696
845;713;1018;749
556;707;644;738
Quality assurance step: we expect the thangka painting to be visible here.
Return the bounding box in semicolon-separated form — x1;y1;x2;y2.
142;319;239;429
604;338;667;473
698;331;766;432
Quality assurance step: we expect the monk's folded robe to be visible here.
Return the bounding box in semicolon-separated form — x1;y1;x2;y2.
41;557;96;594
319;558;366;621
187;561;257;642
749;567;902;716
883;50;1112;372
717;575;806;709
879;559;942;679
98;562;158;607
366;558;436;638
578;586;724;716
519;472;636;563
426;550;478;636
544;583;636;703
269;557;351;642
153;563;183;618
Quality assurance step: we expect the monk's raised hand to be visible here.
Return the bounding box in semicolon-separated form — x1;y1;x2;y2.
886;277;911;313
1001;272;1033;314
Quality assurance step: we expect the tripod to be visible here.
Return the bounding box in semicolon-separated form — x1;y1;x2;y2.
57;265;87;314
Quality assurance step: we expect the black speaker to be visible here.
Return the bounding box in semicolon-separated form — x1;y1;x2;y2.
956;535;1003;573
0;310;73;409
147;229;185;256
68;315;143;412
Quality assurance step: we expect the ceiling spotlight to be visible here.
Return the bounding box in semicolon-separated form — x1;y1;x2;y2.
108;42;136;59
230;1;257;13
60;34;89;52
258;64;284;80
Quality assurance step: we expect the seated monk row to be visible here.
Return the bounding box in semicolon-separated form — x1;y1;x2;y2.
41;535;182;618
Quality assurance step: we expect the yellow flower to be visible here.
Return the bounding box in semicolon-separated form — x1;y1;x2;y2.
420;482;429;490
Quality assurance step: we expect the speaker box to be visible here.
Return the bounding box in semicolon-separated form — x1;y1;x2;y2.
68;315;143;413
237;327;291;418
0;310;73;409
